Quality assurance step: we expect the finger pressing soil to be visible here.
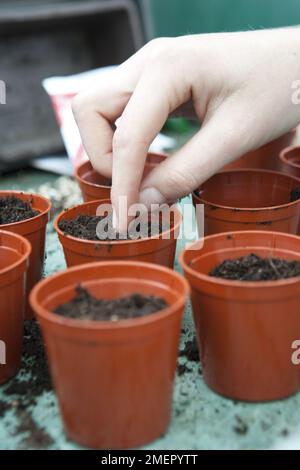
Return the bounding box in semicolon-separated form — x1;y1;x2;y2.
58;213;165;241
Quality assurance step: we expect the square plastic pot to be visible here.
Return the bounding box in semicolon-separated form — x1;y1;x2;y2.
180;230;300;401
193;169;300;236
222;130;296;171
30;261;189;448
74;152;167;202
0;230;31;384
54;198;181;269
0;191;51;319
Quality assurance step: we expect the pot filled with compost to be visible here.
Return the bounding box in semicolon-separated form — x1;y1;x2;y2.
0;230;31;383
30;261;189;448
75;152;167;202
180;230;300;401
0;191;51;318
54;198;181;268
193;169;300;236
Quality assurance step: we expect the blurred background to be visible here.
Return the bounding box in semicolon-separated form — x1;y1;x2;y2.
1;0;300;173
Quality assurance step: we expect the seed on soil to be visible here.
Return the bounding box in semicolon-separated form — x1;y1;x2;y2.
209;253;300;281
54;285;168;321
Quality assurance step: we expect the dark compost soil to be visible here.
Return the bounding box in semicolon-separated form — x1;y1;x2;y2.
0;196;38;224
290;187;300;202
209;253;300;281
179;338;199;362
54;286;168;321
58;212;165;241
0;320;53;448
177;337;200;376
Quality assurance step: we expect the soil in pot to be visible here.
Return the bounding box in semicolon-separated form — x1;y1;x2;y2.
30;261;188;448
0;192;51;320
54;285;168;321
58;213;163;240
55;200;181;269
180;231;300;401
0;196;38;224
209;253;300;281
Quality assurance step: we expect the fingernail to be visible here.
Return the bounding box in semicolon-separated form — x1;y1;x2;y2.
139;187;166;209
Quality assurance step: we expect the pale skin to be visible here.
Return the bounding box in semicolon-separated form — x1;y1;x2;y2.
72;28;300;232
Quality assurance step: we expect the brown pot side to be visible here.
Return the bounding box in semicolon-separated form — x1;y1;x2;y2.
193;169;300;236
180;231;300;401
30;261;189;449
54;199;181;269
0;191;51;319
0;230;31;384
222;130;296;171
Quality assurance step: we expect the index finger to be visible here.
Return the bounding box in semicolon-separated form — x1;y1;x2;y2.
111;70;176;232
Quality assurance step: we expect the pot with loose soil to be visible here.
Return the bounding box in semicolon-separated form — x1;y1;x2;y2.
180;230;300;401
222;130;296;171
279;146;300;179
75;152;167;202
0;191;51;319
54;198;181;268
30;261;189;448
0;230;31;384
193;169;300;236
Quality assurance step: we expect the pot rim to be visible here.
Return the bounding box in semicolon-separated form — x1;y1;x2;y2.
54;199;182;246
0;229;32;277
0;190;52;229
193;169;300;212
30;260;190;330
75;160;111;190
74;152;168;190
279;145;300;169
179;231;300;289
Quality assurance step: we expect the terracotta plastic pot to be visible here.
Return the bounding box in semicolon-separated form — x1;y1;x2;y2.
30;261;189;448
75;152;167;202
0;191;51;319
143;151;168;177
180;230;300;401
193;169;300;236
54;198;181;268
222;130;296;171
0;230;31;384
279;146;300;179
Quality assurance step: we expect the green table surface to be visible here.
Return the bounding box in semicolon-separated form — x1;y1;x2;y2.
0;168;299;450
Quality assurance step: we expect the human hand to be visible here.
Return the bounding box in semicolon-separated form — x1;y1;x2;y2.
73;29;300;232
